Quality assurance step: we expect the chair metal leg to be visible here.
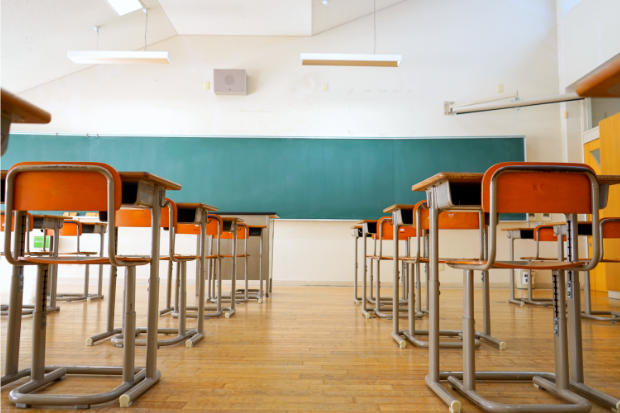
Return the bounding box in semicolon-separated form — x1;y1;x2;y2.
113;261;198;348
9;265;154;409
86;266;122;346
581;271;620;323
159;261;174;316
434;269;591;413
2;212;31;386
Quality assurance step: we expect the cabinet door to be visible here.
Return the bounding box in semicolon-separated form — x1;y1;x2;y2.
600;112;620;292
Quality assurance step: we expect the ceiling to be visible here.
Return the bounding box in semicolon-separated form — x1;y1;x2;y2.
1;0;405;93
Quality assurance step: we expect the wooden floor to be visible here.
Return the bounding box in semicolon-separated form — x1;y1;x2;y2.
2;285;620;412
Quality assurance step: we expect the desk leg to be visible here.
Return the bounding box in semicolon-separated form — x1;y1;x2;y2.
2;212;31;386
508;237;524;306
391;216;406;348
187;218;207;347
86;229;122;346
361;231;372;318
226;223;238;318
46;227;60;313
425;197;461;413
353;236;360;305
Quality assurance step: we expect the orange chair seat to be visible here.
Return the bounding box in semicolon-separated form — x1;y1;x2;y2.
370;255;417;261
219;254;250;258
18;256;148;265
59;251;98;256
160;255;198;262
521;256;564;261
403;257;449;264
446;259;583;270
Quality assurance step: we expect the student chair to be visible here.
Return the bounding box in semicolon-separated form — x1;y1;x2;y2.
582;218;620;323
109;198;206;348
441;162;608;413
397;200;490;349
370;215;416;319
52;220;104;303
3;161;157;409
219;222;251;307
514;223;569;307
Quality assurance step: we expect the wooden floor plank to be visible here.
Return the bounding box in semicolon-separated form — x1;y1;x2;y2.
1;285;619;412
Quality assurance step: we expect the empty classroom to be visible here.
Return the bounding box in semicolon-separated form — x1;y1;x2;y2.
2;1;620;412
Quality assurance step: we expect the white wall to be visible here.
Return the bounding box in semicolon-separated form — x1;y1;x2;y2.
560;0;620;88
7;0;566;289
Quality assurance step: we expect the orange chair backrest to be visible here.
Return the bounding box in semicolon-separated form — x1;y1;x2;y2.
176;215;222;236
377;216;416;240
115;199;177;229
1;212;34;232
221;223;248;240
206;215;222;236
414;200;480;230
482;162;595;214
177;223;201;235
602;219;620;239
59;221;82;236
534;225;566;242
10;162;122;212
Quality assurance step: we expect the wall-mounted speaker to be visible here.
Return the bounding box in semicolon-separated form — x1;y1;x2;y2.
214;69;247;95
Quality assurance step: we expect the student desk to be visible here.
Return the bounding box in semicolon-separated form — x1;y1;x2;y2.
356;219;378;319
1;89;51;156
412;171;620;413
211;212;278;298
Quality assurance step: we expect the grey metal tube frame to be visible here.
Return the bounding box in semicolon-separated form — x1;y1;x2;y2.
429;165;605;413
2;164;161;408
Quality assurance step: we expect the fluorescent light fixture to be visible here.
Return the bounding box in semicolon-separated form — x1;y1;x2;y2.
300;53;401;67
67;51;171;64
106;0;143;16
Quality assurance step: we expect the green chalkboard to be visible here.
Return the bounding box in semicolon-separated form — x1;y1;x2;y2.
3;134;525;220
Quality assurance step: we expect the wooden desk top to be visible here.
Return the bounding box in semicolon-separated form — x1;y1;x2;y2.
215;212;279;219
218;216;243;223
356;219;378;224
412;172;620;192
501;227;534;231
599;175;620;185
411;173;483;192
80;222;107;226
383;204;417;213
119;172;181;191
176;202;218;212
1;170;6;179
248;225;267;229
1;89;51;124
350;225;362;229
31;214;70;220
